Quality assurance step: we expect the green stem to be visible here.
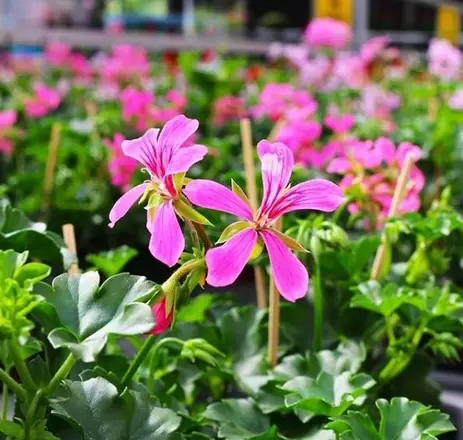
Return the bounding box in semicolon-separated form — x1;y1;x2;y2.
313;262;323;352
47;353;77;396
2;382;8;420
25;389;46;436
7;341;36;393
0;367;27;402
332;196;351;225
121;337;184;390
167;259;205;285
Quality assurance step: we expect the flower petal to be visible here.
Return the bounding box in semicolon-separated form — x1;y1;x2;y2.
184;179;253;221
158;115;199;170
122;128;161;176
167;144;208;175
205;228;257;287
108;183;149;228
149;200;185;267
257;140;294;215
260;229;308;302
270;179;344;218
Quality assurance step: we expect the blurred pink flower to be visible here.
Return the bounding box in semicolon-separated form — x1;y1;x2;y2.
185;141;344;301
449;89;463;109
24;83;61;118
428;39;462;81
104;133;139;192
213;95;246;126
304;18;351;51
325;113;355;135
0;110;16;155
108;115;208;267
360;36;390;64
45;42;71;66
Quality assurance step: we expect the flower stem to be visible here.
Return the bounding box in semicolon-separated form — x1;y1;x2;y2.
313;262;323;352
168;259;205;284
0;367;27;402
25;389;46;437
47;353;77;396
1;382;8;420
121;336;183;390
192;222;212;250
7;341;36;393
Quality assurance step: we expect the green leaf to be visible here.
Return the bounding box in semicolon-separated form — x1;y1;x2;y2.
46;272;155;362
0;421;24;437
217;221;251;244
51;377;181;440
203;399;278;440
282;372;375;417
350;282;421;317
174;199;213;226
176;294;215;322
86;246;138;277
14;262;51;288
325;412;380;440
377;397;455;439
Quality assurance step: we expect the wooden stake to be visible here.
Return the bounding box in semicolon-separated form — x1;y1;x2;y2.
370;152;416;280
268;218;282;367
268;118;285;143
62;224;80;274
42;123;62;216
240;118;267;309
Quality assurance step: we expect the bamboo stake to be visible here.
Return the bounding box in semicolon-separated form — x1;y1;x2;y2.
62;224;80;274
268;218;282;367
370;152;416;280
240;118;267;309
42;123;62;216
268;118;285;142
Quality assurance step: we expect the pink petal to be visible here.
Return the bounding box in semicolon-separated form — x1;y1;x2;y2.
205;228;257;287
257;140;294;215
374;137;395;165
122;129;161;176
149;200;185;267
260;230;308;302
158;115;199;170
397;142;421;165
270;179;344;218
108;183;149;228
166;144;208;175
184;179;253;221
327;157;351;174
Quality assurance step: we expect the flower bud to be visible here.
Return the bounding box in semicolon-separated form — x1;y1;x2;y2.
150;297;173;335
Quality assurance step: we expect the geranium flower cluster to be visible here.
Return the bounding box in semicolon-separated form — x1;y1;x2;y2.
109;115;344;303
251;83;317;122
328;137;424;230
24;83;61;119
213;96;246;126
428;39;462;81
120;87;187;132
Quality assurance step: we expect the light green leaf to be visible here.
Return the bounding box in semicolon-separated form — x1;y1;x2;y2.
86;246;138;277
217;221;251;244
46;272;156;362
231;179;252;207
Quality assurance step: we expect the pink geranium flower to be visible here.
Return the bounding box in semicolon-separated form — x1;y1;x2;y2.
24;83;61;118
449;89;463;110
0;109;16;155
213;95;246;126
184;141;344;301
304;18;351;51
328;138;424;229
325;113;355;135
45;42;71;66
428;39;462;81
150;297;173;335
360;36;390;64
108;115;208;267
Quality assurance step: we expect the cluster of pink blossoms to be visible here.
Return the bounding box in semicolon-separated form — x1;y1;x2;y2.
0;110;17;155
428;39;462;82
45;42;93;82
328;138;424;230
108;115;344;304
251;83;317;122
24;83;61;118
120;87;187;132
304;18;352;51
103;134;139;192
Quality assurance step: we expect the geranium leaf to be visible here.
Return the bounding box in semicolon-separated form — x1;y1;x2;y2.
45;272;156;362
